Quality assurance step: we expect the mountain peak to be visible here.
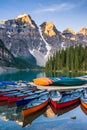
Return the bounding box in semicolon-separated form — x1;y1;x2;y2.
0;20;7;24
63;27;75;35
15;14;36;28
16;14;29;19
77;27;87;35
40;22;57;37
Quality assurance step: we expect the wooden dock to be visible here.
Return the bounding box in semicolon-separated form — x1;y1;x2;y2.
31;83;87;92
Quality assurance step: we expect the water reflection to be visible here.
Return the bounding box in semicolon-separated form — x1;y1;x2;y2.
23;107;47;127
44;105;56;118
80;104;87;115
0;100;81;128
0;104;23;126
50;101;80;116
46;71;86;78
0;101;7;106
0;71;87;129
0;71;46;82
0;70;86;82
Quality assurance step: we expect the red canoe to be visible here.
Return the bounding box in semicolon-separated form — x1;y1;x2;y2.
50;101;80;115
0;94;27;103
0;94;4;97
50;91;80;109
8;95;27;103
0;96;8;101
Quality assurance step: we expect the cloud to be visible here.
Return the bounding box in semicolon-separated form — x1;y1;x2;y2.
45;3;76;12
31;0;87;14
32;3;76;14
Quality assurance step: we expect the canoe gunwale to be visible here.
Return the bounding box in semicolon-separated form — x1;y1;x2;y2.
22;99;49;118
50;96;80;109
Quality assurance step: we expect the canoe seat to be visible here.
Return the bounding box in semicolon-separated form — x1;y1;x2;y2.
52;98;59;101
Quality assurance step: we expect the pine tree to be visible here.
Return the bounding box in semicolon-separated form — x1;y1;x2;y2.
74;46;79;71
66;47;69;71
67;46;73;71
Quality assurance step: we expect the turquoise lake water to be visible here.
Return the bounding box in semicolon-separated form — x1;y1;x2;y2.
0;71;46;82
0;71;87;130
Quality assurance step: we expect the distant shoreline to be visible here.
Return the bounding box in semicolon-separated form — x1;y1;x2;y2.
0;66;19;74
0;66;87;75
0;66;43;74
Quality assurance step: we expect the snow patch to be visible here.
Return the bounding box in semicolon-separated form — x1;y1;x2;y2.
0;24;5;28
6;31;11;35
7;35;11;38
30;49;46;66
38;26;51;59
12;24;17;28
29;49;34;55
16;14;28;19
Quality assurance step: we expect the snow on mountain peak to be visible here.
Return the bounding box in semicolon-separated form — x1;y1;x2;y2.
77;27;87;35
63;27;75;35
15;14;36;28
16;14;29;19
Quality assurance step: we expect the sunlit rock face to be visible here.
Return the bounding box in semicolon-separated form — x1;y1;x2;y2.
41;22;56;37
76;27;87;46
63;28;75;35
14;14;37;28
77;27;87;35
63;28;76;40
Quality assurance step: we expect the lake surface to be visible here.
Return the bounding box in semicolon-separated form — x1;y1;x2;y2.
0;71;87;130
0;70;85;81
0;71;46;82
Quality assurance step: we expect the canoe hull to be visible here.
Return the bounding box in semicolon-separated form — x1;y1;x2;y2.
80;104;87;115
51;101;80;115
8;95;27;103
81;101;87;109
51;77;86;86
16;98;33;106
23;107;47;127
16;91;49;107
22;100;49;118
50;97;80;109
0;96;8;101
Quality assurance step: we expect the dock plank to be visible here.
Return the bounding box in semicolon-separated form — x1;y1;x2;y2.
30;83;87;92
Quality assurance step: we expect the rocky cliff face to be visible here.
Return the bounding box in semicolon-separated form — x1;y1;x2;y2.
0;39;15;67
40;22;65;54
0;14;48;66
0;14;87;67
63;28;76;40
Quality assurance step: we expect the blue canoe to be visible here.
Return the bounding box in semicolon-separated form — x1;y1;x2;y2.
16;91;49;107
82;75;87;78
2;81;17;85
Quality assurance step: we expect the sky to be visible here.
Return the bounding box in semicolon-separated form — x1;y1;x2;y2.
0;0;87;32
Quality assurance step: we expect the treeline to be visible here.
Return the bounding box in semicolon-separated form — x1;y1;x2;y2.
45;45;87;72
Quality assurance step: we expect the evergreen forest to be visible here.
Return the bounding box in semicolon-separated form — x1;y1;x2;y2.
45;45;87;72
